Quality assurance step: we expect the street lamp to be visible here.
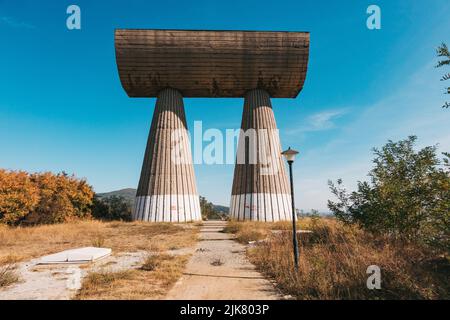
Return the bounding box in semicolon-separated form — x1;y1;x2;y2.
281;147;300;271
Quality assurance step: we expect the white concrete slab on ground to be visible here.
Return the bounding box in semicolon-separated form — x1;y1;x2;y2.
0;251;148;300
38;247;112;265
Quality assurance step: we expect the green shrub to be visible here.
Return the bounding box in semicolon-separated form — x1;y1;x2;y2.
92;195;132;221
328;136;450;251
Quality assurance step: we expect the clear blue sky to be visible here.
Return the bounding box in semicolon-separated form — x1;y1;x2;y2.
1;0;449;210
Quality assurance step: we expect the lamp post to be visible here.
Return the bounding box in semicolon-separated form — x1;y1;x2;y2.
281;147;300;271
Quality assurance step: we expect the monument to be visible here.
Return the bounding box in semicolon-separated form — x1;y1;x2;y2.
114;29;309;222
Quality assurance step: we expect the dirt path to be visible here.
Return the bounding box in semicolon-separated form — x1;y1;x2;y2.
165;221;281;300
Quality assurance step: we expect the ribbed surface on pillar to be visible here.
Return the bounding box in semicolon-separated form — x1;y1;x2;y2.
134;88;201;222
230;89;292;221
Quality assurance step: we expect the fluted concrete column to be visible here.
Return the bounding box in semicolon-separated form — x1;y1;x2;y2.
230;88;292;221
134;88;201;222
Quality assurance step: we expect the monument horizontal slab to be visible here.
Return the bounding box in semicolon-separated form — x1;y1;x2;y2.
115;29;310;98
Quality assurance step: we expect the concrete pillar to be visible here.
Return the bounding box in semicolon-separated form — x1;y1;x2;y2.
230;88;292;221
134;88;201;222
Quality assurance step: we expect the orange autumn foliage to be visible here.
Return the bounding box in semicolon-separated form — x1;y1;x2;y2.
0;170;39;224
0;169;94;225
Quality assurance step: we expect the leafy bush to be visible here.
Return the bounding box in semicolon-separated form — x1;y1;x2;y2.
436;42;449;108
328;136;450;251
0;170;94;225
0;170;39;224
92;195;132;221
200;196;224;220
25;172;94;224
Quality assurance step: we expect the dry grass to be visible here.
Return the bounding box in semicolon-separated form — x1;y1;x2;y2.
0;264;19;288
224;219;312;244
0;220;198;266
141;253;174;271
227;219;450;300
76;253;190;300
0;220;198;299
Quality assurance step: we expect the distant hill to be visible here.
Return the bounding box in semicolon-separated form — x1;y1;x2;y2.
213;205;229;214
97;188;136;207
96;188;229;214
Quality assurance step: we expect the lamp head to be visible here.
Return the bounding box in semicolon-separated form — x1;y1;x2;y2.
282;147;299;163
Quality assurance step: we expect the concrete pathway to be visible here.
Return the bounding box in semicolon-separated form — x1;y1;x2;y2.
165;220;281;300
